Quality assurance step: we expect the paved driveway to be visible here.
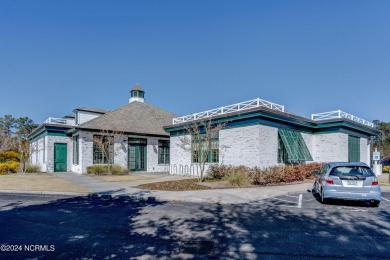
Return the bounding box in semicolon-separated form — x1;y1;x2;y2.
0;192;389;259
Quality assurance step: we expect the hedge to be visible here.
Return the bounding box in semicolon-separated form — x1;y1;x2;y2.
0;151;21;163
86;165;128;175
207;162;325;186
0;161;20;175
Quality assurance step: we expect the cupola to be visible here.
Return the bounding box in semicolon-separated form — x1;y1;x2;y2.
129;83;145;103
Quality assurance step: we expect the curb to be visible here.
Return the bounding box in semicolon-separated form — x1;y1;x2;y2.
0;190;88;197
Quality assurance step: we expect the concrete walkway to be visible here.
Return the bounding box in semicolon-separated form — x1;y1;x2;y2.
48;173;316;204
7;172;390;204
51;172;130;193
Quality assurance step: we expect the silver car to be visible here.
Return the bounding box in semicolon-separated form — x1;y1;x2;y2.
313;162;381;207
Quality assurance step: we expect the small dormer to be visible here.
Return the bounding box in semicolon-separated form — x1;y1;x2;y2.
129;83;145;103
73;107;108;125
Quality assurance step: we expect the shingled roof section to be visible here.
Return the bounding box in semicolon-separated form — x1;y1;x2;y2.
75;107;109;114
131;83;144;92
76;101;177;136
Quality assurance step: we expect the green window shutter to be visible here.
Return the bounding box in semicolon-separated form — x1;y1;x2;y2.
348;136;360;162
278;129;313;163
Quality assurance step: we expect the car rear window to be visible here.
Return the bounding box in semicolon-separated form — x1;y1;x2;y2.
329;166;375;178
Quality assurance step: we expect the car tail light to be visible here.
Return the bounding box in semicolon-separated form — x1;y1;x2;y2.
325;177;334;185
372;178;379;186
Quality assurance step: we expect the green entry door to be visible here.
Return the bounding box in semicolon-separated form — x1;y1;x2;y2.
54;143;67;172
128;138;147;171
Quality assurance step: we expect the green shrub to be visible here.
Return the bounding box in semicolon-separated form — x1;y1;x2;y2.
0;163;9;174
0;161;21;174
87;165;108;175
0;151;21;163
224;168;250;187
87;165;128;175
111;165;128;175
86;165;94;174
25;164;41;173
383;166;390;173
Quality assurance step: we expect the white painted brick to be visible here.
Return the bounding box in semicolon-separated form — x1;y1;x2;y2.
45;136;72;172
169;135;197;175
301;132;314;159
258;126;279;167
220;125;279;168
313;133;348;162
72;132;169;173
145;137;171;173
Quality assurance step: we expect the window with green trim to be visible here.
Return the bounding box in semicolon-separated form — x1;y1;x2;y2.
348;135;360;162
73;135;79;165
158;140;170;164
93;135;114;164
191;136;219;164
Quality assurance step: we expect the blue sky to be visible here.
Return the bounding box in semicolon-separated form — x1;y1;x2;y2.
0;0;389;124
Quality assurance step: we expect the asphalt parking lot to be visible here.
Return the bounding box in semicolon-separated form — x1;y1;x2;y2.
1;192;389;259
263;191;390;211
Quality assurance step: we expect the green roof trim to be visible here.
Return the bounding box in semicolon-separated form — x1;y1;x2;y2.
279;129;313;162
165;109;378;138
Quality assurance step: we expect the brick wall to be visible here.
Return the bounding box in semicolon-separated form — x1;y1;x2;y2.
313;133;348;162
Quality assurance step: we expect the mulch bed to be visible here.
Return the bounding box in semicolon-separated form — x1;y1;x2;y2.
137;179;212;191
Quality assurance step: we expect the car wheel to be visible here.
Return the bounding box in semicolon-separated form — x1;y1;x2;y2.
371;200;380;207
312;183;318;194
321;188;327;204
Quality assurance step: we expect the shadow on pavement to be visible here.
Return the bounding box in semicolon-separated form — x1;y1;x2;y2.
0;191;389;259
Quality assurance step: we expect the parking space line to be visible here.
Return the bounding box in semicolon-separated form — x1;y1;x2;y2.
381;197;390;202
298;194;302;208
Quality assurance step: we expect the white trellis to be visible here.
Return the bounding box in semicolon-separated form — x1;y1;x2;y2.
311;110;373;127
172;98;285;124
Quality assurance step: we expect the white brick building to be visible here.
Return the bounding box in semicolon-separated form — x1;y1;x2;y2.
29;88;378;175
164;98;378;176
29;84;175;173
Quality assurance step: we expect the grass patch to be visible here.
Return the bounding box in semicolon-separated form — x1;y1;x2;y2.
0;173;88;193
137;179;212;191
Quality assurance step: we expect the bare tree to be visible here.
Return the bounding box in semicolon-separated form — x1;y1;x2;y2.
178;119;227;182
15;117;38;172
93;129;125;174
0;130;15;152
